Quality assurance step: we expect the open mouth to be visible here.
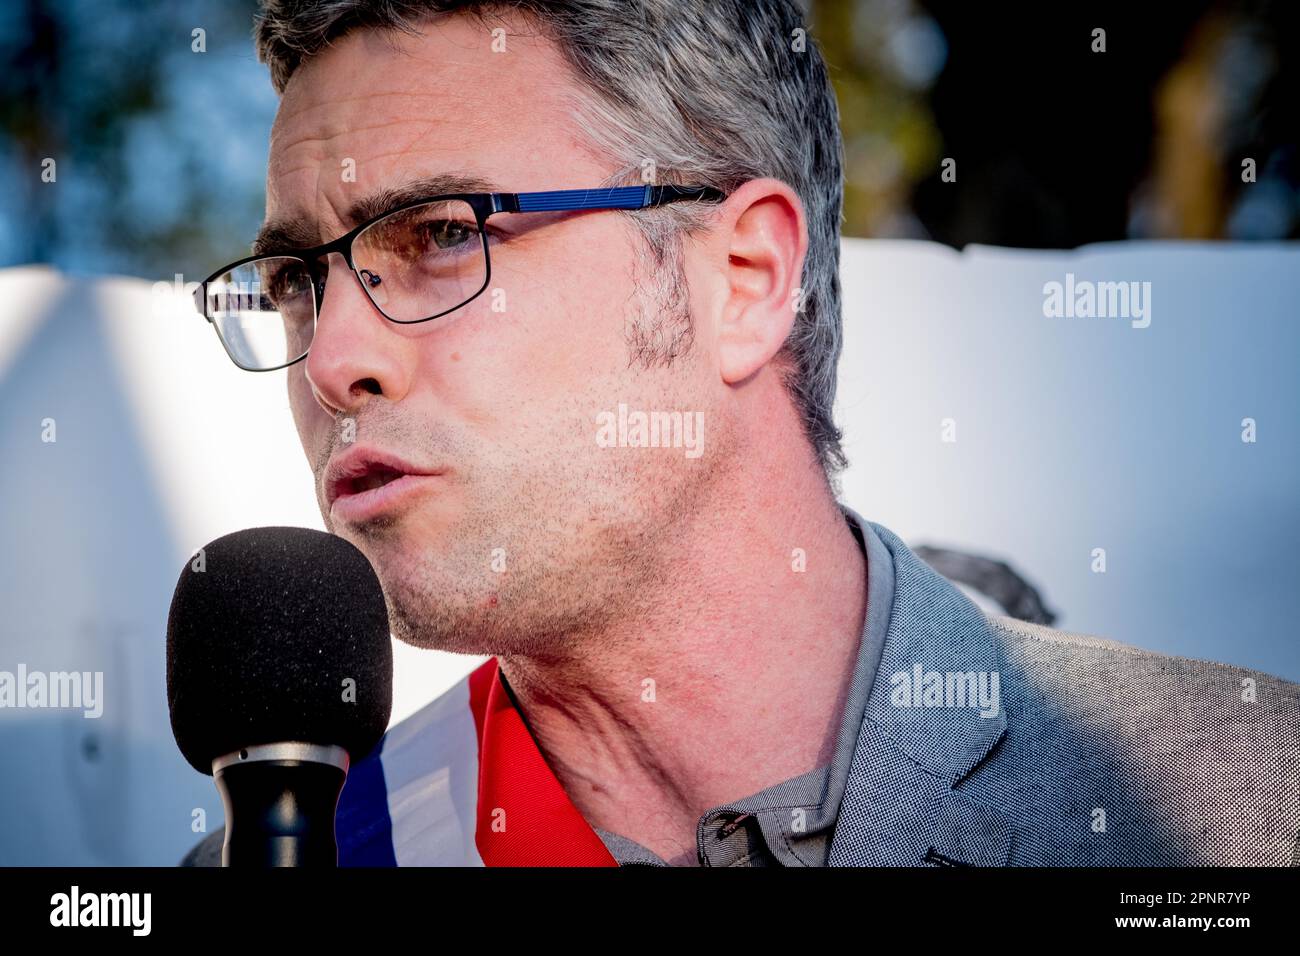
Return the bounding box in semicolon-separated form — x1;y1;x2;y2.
325;448;443;524
344;464;405;495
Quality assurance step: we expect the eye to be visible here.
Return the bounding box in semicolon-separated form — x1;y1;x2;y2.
265;263;312;306
419;219;477;251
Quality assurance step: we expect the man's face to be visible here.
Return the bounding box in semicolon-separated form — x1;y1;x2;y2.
268;16;728;655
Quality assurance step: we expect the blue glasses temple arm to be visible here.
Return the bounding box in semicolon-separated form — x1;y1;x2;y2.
496;184;724;214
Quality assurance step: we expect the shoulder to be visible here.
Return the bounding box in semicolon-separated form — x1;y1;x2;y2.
988;613;1300;709
978;615;1300;865
986;612;1300;741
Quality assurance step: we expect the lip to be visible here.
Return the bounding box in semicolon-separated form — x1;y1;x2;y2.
324;445;443;524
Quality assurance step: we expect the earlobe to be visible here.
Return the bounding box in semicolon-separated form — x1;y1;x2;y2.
714;180;808;386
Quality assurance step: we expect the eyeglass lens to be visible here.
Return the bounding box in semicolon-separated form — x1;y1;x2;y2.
204;198;487;370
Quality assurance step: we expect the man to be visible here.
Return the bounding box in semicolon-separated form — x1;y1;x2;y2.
184;0;1299;866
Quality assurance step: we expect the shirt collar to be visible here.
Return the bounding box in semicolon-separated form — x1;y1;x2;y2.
688;504;894;865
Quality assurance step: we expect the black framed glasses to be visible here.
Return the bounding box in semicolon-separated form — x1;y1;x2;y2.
193;184;726;372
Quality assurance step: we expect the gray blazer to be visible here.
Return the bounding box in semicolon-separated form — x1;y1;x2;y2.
829;524;1299;865
183;520;1300;866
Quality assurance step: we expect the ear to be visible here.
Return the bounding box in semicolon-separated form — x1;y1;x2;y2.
713;178;808;386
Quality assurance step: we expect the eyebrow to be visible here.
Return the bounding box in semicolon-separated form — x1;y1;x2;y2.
252;173;500;257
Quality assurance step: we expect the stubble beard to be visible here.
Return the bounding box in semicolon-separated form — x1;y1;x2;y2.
328;231;714;661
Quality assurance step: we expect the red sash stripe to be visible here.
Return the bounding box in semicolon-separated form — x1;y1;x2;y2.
467;658;618;866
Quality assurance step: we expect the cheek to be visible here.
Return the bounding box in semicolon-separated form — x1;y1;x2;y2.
433;256;634;433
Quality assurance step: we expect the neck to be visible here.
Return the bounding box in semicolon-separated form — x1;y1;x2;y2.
497;418;868;865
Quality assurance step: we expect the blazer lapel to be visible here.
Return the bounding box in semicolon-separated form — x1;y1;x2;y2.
829;520;1013;867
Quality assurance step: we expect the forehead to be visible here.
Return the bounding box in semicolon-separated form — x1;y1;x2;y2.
265;13;602;237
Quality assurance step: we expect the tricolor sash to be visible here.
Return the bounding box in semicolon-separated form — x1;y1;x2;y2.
335;657;617;866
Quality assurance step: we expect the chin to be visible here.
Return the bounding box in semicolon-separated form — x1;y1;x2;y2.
382;583;495;654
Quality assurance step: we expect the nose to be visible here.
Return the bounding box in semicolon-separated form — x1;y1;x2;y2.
304;251;415;416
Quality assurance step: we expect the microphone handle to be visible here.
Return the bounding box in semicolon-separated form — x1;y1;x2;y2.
213;743;349;867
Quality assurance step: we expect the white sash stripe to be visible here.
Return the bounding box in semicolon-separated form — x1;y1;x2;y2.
380;676;484;866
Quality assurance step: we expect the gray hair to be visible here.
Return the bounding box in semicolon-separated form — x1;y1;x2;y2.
255;0;847;474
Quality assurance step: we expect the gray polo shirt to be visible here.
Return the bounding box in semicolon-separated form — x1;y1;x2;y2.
592;505;894;866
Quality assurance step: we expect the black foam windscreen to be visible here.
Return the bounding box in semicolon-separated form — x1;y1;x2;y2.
167;526;392;775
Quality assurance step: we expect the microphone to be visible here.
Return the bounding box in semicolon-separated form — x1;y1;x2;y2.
166;526;392;867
